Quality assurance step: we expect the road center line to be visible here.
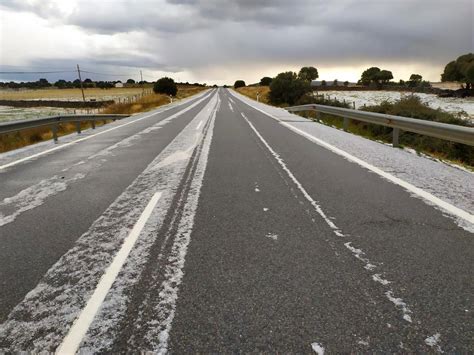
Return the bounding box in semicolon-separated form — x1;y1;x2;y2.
56;191;163;355
0;91;211;172
232;92;474;227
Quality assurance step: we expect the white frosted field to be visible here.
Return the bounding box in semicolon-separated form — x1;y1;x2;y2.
315;90;474;121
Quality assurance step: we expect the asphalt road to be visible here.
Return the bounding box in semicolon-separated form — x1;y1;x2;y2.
0;88;472;353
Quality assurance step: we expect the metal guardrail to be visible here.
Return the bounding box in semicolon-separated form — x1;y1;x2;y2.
285;104;474;147
0;114;129;143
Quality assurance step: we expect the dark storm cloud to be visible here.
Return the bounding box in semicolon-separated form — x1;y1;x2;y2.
1;0;473;81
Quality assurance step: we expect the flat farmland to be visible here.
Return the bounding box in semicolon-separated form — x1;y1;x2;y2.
0;87;152;102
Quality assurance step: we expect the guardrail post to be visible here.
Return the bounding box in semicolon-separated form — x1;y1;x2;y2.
343;117;350;131
316;112;321;121
52;124;58;143
91;120;96;129
392;128;400;147
76;121;81;134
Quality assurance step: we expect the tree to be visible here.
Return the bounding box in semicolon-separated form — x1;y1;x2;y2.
153;77;178;96
234;80;246;88
360;67;393;87
37;78;51;88
321;80;327;87
409;74;422;82
360;67;381;85
260;76;273;86
298;66;319;82
268;71;311;105
54;79;67;88
343;81;349;87
126;78;136;84
333;79;339;86
377;70;393;84
441;53;474;89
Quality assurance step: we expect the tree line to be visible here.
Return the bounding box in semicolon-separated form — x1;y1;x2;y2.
0;78;207;90
233;52;474;105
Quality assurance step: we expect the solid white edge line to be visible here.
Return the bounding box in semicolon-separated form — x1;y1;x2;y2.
231;90;474;226
56;191;163;355
0;91;211;171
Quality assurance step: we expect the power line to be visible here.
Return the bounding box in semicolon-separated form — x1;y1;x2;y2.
81;70;134;77
0;71;75;74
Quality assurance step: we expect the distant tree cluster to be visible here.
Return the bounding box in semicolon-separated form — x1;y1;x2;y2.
359;67;393;87
441;53;474;89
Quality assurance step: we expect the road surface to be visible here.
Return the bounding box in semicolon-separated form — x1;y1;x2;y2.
0;88;472;353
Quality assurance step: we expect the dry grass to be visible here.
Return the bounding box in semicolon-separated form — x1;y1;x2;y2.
236;86;270;104
0;85;207;153
0;87;151;101
101;85;207;115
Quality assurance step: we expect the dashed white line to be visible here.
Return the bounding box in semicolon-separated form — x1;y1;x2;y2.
57;191;163;354
241;111;417;326
228;102;234;112
196;120;203;130
232;92;474;228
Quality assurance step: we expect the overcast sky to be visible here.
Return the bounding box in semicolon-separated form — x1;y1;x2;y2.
0;0;473;84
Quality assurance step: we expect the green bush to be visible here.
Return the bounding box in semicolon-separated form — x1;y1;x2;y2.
153;77;178;96
359;96;473;165
269;72;311;106
260;77;272;86
234;80;246;88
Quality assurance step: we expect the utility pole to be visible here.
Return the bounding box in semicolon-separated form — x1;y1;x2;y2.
76;64;86;102
140;70;144;95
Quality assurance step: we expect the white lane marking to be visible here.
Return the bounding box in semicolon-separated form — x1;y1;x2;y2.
311;342;325;354
57;191;163;354
241;111;417;326
228;102;234;112
263;207;269;212
0;91;211;172
196;120;203;130
232;92;474;228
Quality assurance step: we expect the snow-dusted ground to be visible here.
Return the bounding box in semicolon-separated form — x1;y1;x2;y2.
0;90;210;170
0;91;219;352
230;90;474;233
317;90;474;121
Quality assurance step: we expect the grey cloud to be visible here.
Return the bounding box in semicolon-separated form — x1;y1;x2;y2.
1;0;473;82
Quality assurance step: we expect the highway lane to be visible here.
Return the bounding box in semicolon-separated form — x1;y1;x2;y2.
0;89;214;321
0;88;472;352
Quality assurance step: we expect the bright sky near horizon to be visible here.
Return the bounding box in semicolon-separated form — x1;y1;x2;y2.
0;0;473;84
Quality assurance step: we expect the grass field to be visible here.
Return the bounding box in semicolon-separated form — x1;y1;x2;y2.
0;87;152;101
236;86;270;104
0;85;208;153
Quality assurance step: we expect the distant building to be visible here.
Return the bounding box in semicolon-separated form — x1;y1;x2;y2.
115;82;124;88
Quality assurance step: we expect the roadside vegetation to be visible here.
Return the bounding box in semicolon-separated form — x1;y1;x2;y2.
234;65;474;168
0;83;207;153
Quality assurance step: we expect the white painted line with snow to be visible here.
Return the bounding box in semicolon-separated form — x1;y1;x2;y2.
234;94;474;227
0;91;211;172
228;102;234;112
241;111;418;326
196;120;203;130
57;191;163;354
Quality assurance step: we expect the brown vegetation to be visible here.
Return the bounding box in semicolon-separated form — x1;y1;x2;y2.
0;85;207;153
236;86;270;104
